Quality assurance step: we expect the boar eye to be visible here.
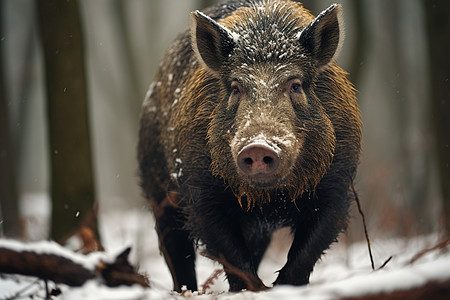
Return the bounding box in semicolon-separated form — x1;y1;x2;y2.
228;81;242;108
286;78;305;105
289;80;302;94
230;81;241;95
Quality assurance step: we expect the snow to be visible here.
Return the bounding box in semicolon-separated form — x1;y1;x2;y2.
233;132;297;156
238;135;282;155
1;203;449;299
62;235;450;299
279;52;287;59
20;193;50;241
62;282;154;300
170;167;183;180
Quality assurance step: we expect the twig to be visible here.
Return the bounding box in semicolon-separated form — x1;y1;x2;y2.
408;238;450;265
377;256;392;270
201;269;224;293
45;279;50;300
351;182;375;271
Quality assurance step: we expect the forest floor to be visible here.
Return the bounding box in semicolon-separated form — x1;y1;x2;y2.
1;203;450;299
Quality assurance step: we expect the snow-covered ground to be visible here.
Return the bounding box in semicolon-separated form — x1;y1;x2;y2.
1;207;449;299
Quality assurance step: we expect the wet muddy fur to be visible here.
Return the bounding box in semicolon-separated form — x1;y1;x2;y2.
138;0;361;292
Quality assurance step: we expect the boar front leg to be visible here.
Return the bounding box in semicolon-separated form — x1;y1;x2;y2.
207;224;269;291
274;183;350;286
192;194;268;291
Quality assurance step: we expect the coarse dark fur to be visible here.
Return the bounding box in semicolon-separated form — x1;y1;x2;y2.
138;0;361;292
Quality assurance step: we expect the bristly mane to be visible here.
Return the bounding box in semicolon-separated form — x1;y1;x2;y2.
221;0;314;66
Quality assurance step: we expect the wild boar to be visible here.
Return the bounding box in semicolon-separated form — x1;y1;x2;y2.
138;0;361;292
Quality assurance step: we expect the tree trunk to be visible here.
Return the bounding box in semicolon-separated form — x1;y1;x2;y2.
348;0;368;90
423;0;450;236
0;1;20;238
36;0;99;244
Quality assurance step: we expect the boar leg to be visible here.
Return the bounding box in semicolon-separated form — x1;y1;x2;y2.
221;230;271;291
151;193;197;292
241;226;272;273
193;195;268;291
274;185;350;286
211;225;269;291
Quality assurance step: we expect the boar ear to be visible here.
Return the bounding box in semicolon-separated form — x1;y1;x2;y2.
190;10;238;73
298;4;344;70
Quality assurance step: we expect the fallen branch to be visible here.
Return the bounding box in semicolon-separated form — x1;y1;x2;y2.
201;269;224;293
0;240;148;288
201;252;268;291
96;247;149;287
0;246;94;286
408;238;450;265
342;278;450;300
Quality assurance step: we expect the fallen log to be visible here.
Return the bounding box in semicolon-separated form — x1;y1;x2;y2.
0;239;148;287
342;278;450;300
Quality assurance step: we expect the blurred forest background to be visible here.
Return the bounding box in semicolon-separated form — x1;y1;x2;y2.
0;0;449;247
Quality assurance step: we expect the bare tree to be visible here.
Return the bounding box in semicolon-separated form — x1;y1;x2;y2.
36;0;100;246
347;0;368;89
423;0;450;237
0;1;20;238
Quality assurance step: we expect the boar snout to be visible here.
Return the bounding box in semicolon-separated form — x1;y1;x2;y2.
237;144;280;181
